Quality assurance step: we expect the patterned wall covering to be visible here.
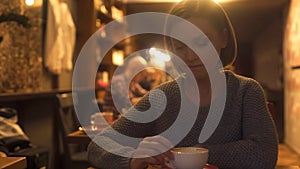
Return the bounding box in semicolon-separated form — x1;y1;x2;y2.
284;0;300;154
0;0;43;93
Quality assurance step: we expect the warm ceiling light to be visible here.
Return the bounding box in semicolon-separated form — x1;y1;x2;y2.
124;0;182;3
25;0;42;6
213;0;232;2
149;48;171;62
25;0;34;6
112;50;124;66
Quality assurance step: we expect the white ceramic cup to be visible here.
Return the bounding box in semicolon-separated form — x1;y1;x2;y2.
90;112;113;130
166;147;209;169
90;112;103;130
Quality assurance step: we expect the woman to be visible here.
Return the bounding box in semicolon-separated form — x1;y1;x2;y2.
88;1;278;169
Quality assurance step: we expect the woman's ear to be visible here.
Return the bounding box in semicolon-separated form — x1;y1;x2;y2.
221;28;229;48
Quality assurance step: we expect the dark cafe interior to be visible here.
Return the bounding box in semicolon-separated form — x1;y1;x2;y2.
0;0;300;169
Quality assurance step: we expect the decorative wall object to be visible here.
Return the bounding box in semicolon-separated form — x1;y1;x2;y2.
0;0;43;93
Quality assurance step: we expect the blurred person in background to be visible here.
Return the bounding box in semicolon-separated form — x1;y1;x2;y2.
102;55;163;119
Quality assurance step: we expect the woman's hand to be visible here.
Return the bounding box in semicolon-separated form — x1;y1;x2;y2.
130;135;174;169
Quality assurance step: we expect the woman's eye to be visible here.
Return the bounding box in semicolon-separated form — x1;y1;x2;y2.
175;45;184;50
174;43;187;50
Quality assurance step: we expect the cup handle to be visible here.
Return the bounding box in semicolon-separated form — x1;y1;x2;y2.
91;115;94;121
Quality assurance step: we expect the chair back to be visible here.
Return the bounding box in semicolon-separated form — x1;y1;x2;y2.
56;93;88;168
56;93;80;139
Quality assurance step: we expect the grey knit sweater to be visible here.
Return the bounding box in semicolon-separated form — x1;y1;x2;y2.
88;71;278;169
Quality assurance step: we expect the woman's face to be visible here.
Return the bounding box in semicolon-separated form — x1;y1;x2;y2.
170;17;228;80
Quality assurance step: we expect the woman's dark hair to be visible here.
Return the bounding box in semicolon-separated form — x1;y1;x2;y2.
166;0;237;67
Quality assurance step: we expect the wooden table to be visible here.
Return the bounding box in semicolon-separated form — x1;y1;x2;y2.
66;126;108;144
66;130;92;144
147;164;218;169
276;166;300;169
0;157;27;169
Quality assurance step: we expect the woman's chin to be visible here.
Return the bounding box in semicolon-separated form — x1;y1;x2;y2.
190;68;208;80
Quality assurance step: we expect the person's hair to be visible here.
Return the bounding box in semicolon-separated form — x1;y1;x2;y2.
123;55;148;78
166;0;238;67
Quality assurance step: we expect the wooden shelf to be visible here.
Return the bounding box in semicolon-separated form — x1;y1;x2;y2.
0;87;104;102
0;89;70;102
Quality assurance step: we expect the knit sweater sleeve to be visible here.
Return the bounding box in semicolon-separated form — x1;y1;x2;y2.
87;127;135;169
88;80;179;169
87;102;152;169
200;79;278;169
